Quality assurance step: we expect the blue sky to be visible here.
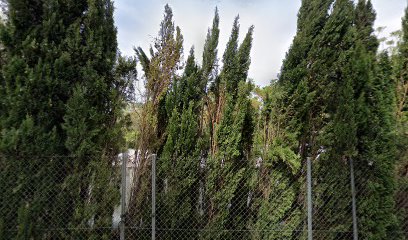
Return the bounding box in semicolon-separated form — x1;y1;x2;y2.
114;0;407;87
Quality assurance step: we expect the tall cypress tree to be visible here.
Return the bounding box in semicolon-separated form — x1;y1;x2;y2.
129;4;184;236
198;8;219;160
280;0;333;95
279;0;334;173
61;0;124;238
280;0;393;238
0;0;78;236
204;18;255;239
278;1;335;238
305;1;358;238
201;8;220;95
0;0;127;238
351;1;400;238
157;48;202;239
395;7;408;239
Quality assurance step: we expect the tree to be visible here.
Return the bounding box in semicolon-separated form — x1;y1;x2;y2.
156;48;202;239
197;8;220;160
393;6;408;240
204;18;255;239
128;4;184;236
249;84;303;239
0;0;129;238
348;1;400;238
279;0;399;238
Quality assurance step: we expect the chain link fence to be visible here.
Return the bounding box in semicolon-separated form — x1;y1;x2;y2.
1;151;407;239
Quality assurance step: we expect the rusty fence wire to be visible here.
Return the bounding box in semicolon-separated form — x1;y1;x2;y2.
1;150;407;239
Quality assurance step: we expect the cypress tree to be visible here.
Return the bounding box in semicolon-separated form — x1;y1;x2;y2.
0;0;76;236
201;8;220;94
351;1;400;238
250;84;303;239
278;1;334;238
156;48;202;239
204;19;255;239
395;7;408;239
0;0;127;238
395;7;408;169
280;0;392;239
129;4;184;236
355;0;378;53
306;1;358;238
280;0;333;93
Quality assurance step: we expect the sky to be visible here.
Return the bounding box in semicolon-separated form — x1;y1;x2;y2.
114;0;407;87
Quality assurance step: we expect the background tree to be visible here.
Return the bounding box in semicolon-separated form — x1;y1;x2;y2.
249;84;303;240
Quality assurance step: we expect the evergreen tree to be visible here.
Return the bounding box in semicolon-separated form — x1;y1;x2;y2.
0;0;128;238
280;0;333;93
350;1;400;238
156;48;202;239
306;1;359;238
393;6;408;240
355;0;378;53
201;8;220;95
198;8;220;159
134;4;183;156
129;4;184;236
279;0;398;238
204;19;255;239
250;84;303;240
278;1;337;237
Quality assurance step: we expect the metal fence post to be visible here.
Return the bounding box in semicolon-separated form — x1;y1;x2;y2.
151;154;157;240
307;157;313;240
120;151;127;240
350;158;358;240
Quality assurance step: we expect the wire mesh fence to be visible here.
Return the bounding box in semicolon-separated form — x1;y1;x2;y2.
1;151;407;239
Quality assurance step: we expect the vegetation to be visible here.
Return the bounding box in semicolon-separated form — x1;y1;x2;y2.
0;0;407;239
0;0;134;238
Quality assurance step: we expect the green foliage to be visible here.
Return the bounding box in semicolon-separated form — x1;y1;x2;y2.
133;3;184;156
250;84;302;239
280;0;402;238
393;6;408;240
201;7;220;91
0;0;130;238
203;17;256;239
1;1;407;239
352;3;399;238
